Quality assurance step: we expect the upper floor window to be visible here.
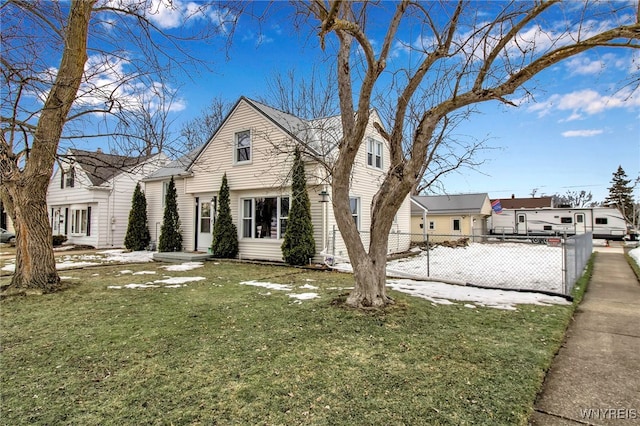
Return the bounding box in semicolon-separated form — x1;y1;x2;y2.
367;139;383;169
235;130;251;163
61;167;75;188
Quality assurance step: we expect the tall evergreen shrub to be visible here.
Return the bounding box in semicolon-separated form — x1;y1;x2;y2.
211;173;238;258
282;147;315;265
124;183;151;251
158;176;182;252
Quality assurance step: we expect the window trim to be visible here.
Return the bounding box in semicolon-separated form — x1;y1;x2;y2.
452;218;461;232
428;221;435;230
234;130;252;165
366;138;383;170
349;197;361;231
70;208;88;236
241;196;289;239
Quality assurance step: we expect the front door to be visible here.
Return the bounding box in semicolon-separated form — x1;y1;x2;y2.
197;197;215;251
574;213;587;234
516;213;527;235
53;208;65;236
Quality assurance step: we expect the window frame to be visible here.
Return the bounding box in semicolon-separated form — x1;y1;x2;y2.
366;138;383;170
428;221;435;230
234;130;252;164
70;208;88;235
452;218;461;232
349;197;361;231
241;196;290;239
595;217;608;225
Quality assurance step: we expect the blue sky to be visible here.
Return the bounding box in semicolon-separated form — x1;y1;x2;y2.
53;1;640;203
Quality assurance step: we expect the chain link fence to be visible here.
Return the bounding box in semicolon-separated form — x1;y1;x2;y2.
326;230;593;296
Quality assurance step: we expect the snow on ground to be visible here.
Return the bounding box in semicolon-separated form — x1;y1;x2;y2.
161;262;203;272
388;279;570;310
1;250;155;273
629;247;640;264
108;276;206;289
334;242;564;294
239;280;292;291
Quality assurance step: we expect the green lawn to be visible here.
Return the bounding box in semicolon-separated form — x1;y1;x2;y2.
0;258;588;425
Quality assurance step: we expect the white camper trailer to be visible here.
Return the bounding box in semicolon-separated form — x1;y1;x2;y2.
489;207;630;241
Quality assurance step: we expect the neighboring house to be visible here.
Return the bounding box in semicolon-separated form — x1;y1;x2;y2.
491;195;554;209
47;148;167;248
411;193;492;242
0;201;15;234
144;96;412;262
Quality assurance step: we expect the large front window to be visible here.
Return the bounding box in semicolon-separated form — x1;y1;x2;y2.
235;130;251;163
71;209;88;235
241;196;289;239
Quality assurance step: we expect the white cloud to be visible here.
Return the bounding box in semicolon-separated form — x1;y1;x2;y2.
561;129;603;137
528;87;640;118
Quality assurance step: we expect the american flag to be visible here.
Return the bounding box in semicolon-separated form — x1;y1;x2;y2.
491;199;503;214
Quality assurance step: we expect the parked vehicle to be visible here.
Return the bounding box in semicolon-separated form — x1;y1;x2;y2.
488;207;630;241
1;227;15;244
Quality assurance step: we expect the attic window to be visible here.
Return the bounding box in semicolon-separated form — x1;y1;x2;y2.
367;139;383;169
235;130;251;163
61;167;75;188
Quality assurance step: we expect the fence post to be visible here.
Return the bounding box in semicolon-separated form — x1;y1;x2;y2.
332;225;336;263
426;233;430;277
562;233;568;295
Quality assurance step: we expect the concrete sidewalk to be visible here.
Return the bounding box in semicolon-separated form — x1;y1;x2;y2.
529;251;640;425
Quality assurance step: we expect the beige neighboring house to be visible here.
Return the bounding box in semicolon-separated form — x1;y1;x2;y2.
143;96;412;262
411;193;492;242
47;148;167;248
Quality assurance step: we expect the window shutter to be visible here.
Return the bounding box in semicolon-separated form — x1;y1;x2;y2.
64;208;69;235
61;171;65;189
86;206;91;236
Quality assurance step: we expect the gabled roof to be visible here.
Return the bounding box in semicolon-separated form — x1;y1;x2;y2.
188;96;382;170
143;145;204;182
411;193;490;215
65;149;155;186
493;196;553;209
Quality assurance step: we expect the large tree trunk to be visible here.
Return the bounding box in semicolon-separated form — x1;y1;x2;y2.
6;182;59;293
2;0;94;293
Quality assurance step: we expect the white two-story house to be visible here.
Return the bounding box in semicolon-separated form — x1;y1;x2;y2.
47;148;166;248
144;96;412;262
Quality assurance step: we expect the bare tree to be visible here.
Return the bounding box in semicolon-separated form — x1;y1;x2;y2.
0;0;244;293
553;190;594;208
300;1;639;308
180;95;233;152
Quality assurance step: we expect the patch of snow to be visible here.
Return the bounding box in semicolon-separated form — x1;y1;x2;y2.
154;276;206;285
464;304;477;309
629;247;640;265
288;292;319;300
239;281;292;291
119;270;133;275
133;271;156;275
103;250;154;263
108;283;160;289
56;261;100;270
161;262;203;272
387;279;570;311
300;283;319;290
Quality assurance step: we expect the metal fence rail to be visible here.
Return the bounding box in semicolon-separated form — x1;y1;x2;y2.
328;231;593;296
